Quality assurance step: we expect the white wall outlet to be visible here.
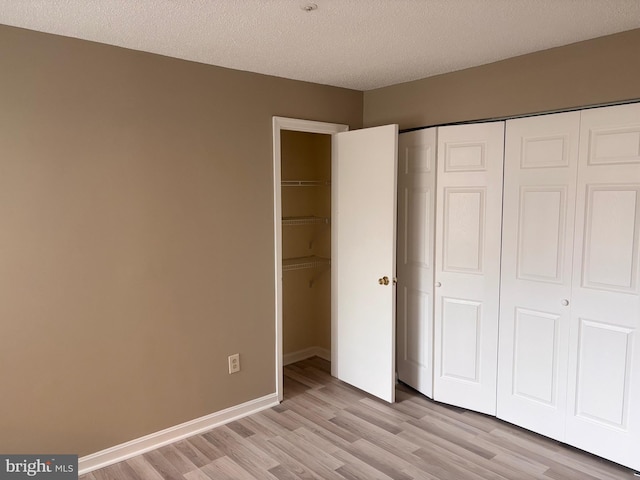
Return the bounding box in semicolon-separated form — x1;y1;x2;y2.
228;353;240;374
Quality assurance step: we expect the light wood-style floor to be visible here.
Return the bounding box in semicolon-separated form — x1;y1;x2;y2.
81;357;634;479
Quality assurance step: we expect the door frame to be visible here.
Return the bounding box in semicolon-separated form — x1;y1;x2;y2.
272;116;348;402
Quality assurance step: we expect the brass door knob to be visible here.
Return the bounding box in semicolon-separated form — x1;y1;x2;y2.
378;276;390;285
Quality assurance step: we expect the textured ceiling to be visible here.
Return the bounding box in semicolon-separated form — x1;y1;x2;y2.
1;1;640;91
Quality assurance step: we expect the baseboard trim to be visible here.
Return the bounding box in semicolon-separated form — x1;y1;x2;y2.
78;392;278;475
283;346;330;366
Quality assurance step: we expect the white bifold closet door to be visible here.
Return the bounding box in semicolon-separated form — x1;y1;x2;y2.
434;122;505;415
497;111;580;441
396;128;437;398
565;103;640;471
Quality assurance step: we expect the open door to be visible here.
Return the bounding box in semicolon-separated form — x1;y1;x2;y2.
331;124;398;403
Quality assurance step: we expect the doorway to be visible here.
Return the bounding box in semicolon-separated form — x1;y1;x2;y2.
272;117;347;401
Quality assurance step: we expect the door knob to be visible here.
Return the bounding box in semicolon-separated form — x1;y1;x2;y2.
561;299;569;306
435;282;442;287
378;276;390;286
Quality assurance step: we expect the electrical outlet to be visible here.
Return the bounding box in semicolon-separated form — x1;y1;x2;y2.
228;353;240;374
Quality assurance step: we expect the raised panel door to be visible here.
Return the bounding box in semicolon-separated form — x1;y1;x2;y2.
566;102;640;471
434;122;504;415
396;129;436;397
497;111;580;441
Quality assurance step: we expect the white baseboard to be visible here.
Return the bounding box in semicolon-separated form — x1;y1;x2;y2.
283;346;330;366
79;392;278;475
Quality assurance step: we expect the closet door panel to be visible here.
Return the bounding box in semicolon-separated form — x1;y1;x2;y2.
574;319;633;426
497;111;580;441
512;308;559;403
517;187;566;282
442;187;485;273
566;103;640;471
581;186;638;292
434;122;504;415
441;297;482;382
396;129;436;397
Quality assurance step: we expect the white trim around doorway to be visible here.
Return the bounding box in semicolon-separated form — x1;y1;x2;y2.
272;117;348;402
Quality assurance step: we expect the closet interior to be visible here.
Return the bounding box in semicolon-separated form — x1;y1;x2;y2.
280;130;332;366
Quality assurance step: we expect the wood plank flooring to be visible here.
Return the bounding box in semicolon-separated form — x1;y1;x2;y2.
81;357;634;479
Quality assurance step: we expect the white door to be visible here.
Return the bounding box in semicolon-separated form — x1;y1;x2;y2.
332;124;398;403
396;129;437;397
433;122;505;415
565;103;640;471
497;111;580;441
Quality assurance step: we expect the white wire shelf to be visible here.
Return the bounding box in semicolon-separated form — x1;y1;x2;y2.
282;256;331;272
282;216;330;226
281;180;330;187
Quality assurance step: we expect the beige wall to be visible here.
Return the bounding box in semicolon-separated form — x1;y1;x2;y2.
364;28;640;130
0;24;362;455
